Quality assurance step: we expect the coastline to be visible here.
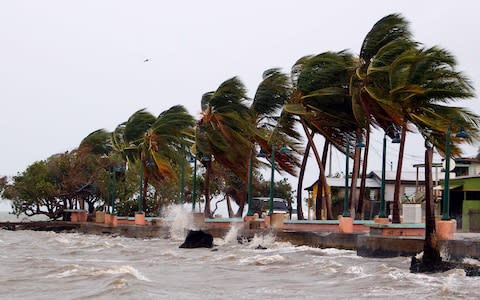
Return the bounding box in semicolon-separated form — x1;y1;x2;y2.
2;220;479;261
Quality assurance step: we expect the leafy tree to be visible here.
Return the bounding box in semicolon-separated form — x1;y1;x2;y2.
3;160;63;219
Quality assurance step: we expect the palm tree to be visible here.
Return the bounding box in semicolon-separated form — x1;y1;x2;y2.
196;77;253;218
137;105;194;214
349;14;414;219
370;45;477;223
249;69;302;215
79;129;113;156
286;51;358;219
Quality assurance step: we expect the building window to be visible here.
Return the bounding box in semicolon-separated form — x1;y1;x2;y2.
466;191;480;201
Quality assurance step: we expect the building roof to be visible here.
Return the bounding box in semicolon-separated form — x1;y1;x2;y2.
305;177;380;190
368;170;427;182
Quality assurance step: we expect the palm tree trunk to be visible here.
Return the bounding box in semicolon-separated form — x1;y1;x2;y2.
393;123;407;224
300;120;333;219
226;195;234;218
356;129;370;219
296;132;314;220
321;140;331;219
349;144;361;218
423;142;441;266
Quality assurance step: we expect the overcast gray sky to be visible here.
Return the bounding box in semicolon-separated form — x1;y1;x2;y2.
1;0;479;190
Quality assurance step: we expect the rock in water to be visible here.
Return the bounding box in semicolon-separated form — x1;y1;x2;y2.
179;230;213;249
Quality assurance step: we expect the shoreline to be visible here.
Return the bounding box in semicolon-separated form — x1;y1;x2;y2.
2;220;480;260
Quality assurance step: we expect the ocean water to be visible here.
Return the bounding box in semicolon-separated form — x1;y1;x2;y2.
1;209;479;299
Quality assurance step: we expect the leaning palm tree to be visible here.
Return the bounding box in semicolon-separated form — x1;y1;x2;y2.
196;77;253;218
350;14;414;218
368;44;477;223
136;105;194;213
79;129;112;156
286;50;358;219
248;69;302;215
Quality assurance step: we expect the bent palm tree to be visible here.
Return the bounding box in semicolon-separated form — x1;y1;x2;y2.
196;77;253;217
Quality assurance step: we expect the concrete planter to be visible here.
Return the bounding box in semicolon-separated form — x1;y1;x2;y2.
436;219;456;240
270;213;285;228
104;213;111;224
95;211;105;223
339;216;353;233
135;212;145;226
71;212;79;223
402;204;422;223
111;215;118;227
193;212;205;229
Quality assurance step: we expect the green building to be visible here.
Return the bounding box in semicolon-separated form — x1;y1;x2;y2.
440;175;480;232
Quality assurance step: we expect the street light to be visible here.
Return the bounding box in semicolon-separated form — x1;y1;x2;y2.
246;148;255;216
138;159;154;213
257;144;289;216
442;125;468;220
342;136;365;217
179;153;185;204
189;156;198;211
189;154;211;212
379;130;401;218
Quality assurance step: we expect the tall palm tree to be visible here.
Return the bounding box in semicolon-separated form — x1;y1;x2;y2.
137;105;194;213
285;51;358;219
350;14;414;219
196;77;253;218
79;129;112;156
368;44;477;223
249;69;302;213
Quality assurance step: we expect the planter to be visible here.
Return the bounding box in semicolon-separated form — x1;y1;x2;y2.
71;212;79;223
95;211;105;223
402;204;422;223
135;212;145;226
339;216;353;233
104;213;111;224
111;215;118;227
270;213;285;228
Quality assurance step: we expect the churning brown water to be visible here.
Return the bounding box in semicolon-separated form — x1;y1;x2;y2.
0;210;479;299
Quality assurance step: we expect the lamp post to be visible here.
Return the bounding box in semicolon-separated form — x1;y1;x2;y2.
246;150;254;216
379;130;401;218
442;125;468;220
342;141;350;217
138;164;144;212
179;155;185;204
257;144;289;216
268;145;277;216
190;156;198;211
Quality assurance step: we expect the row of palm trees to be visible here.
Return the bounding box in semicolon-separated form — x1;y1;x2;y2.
79;13;479;221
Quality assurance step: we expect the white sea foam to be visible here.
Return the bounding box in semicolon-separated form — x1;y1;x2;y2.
47;264;150;282
240;254;286;265
463;257;480;266
89;265;151;281
164;205;193;240
222;224;242;245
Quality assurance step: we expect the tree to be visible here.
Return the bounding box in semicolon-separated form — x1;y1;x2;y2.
196;77;253;217
248;68;302;216
3;160;63;219
368;44;478;223
136;105;194;215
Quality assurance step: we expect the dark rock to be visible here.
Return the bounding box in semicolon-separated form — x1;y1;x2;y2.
410;256;480;276
255;245;267;250
179;230;213;249
1;223;16;231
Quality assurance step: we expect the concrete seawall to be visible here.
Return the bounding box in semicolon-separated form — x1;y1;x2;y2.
2;221;479;260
